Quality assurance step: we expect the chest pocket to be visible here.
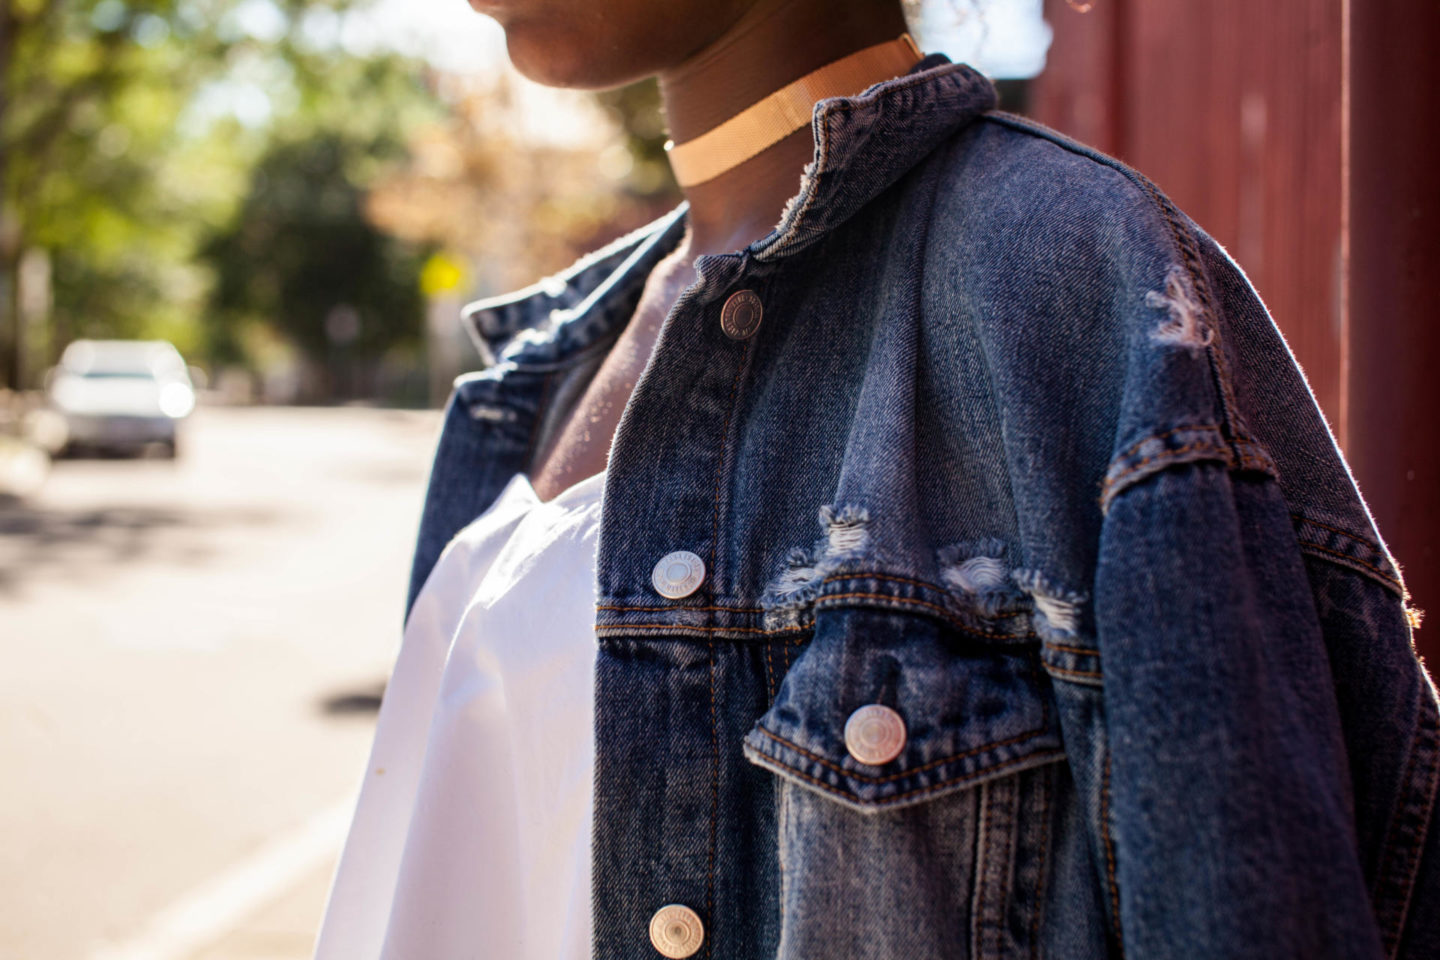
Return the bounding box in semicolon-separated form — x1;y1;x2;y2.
742;595;1071;959
742;599;1066;813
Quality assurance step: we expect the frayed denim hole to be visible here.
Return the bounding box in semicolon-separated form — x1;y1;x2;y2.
763;504;872;611
937;539;1024;618
1145;264;1214;355
1012;568;1088;644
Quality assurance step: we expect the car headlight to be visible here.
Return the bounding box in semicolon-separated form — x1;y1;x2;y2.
158;382;195;418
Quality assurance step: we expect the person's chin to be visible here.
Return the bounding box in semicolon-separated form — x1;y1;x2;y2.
501;22;639;90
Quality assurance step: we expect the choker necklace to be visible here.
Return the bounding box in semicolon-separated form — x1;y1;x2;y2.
664;34;923;188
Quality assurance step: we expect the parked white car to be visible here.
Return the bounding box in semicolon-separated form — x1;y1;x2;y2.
47;340;196;458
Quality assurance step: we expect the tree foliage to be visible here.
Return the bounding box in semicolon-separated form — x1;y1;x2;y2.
202;128;429;394
0;0;438;392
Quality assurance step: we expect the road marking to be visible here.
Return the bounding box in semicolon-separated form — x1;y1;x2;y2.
91;799;354;960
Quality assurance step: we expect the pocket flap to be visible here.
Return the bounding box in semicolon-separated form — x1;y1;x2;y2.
742;605;1066;813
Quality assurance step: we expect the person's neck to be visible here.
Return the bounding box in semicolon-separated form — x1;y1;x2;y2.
658;0;908;258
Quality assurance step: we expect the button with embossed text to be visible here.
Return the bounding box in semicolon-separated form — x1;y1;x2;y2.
652;550;706;599
844;704;907;766
720;289;763;340
649;903;705;958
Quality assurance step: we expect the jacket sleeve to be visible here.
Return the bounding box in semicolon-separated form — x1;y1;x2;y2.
1094;452;1386;958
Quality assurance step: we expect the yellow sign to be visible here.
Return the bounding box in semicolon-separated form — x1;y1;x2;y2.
420;252;468;297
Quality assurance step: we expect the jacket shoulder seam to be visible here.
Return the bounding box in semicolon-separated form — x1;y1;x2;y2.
1098;423;1277;514
980;112;1256;462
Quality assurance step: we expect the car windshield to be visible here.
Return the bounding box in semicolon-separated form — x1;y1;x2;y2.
76;370;160;380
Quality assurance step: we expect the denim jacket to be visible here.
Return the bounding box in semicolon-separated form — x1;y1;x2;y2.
405;55;1440;959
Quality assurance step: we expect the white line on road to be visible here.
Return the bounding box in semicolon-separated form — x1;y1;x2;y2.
90;799;354;960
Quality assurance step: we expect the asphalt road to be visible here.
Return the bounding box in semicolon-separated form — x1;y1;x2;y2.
0;405;443;960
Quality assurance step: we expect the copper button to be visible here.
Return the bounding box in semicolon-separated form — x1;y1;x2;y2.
720;289;763;340
844;704;907;766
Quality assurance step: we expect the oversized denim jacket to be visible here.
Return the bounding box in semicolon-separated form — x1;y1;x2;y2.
405;55;1440;959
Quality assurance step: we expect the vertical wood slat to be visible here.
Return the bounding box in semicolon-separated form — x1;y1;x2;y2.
1347;0;1440;633
1027;1;1122;157
1029;0;1343;425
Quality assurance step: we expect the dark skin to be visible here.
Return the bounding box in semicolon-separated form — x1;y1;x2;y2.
468;0;908;500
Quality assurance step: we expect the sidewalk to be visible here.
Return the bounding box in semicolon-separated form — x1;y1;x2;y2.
188;857;334;960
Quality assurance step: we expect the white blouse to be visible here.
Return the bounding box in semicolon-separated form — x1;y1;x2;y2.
314;470;605;960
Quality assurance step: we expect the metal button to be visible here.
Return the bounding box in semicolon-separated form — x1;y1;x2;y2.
652;550;705;599
720;289;763;340
649;903;704;958
844;704;907;766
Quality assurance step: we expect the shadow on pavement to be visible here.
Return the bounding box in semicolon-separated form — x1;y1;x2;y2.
0;502;282;595
319;680;386;715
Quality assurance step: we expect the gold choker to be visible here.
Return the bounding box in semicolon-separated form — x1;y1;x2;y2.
664;34;924;188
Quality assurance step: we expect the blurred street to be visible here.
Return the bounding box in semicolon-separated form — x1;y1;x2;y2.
0;406;441;960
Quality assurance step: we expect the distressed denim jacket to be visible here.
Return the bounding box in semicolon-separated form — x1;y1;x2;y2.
405;55;1440;960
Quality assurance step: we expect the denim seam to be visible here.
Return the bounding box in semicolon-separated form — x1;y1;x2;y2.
991;778;1019;960
708;336;754;612
597;604;766;613
1099;442;1277;512
706;643;718;960
755;746;1067;810
821;570;944;593
1372;693;1440;958
1101;750;1125;956
1030;765;1052;960
1044;664;1104;685
478;209;688;366
763;639;777;703
1112;423;1225;465
1141;182;1249;450
596;623;808;636
832;571;1028;619
972;779;990;960
757;700;1052;786
776;779;792;949
1100;440;1233;500
1044;641;1099;657
819;590;1040;641
1295;540;1406;596
1291;512;1389;555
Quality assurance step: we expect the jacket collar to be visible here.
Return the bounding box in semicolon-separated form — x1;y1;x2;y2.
463;54;996;367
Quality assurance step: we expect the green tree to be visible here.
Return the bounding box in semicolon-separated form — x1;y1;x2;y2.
1;0;233;386
202;127;429;400
0;0;433;390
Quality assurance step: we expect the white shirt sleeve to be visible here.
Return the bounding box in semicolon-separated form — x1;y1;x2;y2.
312;478;533;960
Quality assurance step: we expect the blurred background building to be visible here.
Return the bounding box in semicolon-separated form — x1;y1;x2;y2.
0;1;1434;958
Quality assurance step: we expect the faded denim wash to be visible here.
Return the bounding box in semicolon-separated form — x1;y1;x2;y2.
405;55;1440;959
